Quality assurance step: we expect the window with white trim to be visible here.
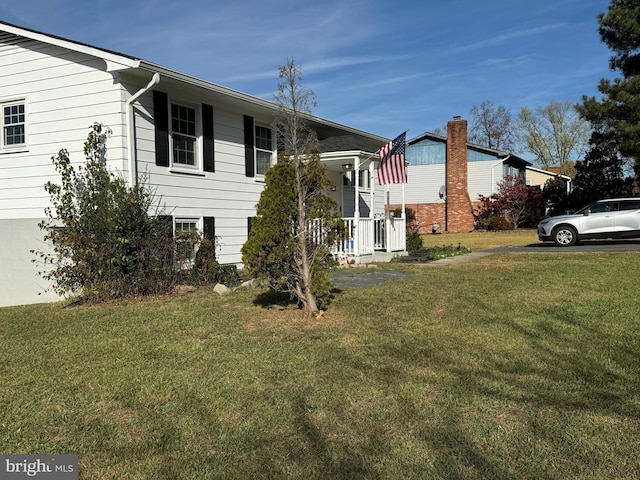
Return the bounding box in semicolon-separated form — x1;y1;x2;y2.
175;218;199;265
171;102;198;168
2;100;26;152
255;124;273;175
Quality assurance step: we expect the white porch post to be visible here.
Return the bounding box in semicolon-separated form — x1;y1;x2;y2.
369;161;374;219
385;184;391;253
353;158;359;256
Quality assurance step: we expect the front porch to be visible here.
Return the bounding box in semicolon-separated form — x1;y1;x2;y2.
317;142;409;264
333;216;407;264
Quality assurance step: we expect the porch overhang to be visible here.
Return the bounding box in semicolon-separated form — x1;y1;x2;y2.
318;150;379;173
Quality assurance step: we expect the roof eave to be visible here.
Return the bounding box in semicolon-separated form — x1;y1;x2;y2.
0;20;140;70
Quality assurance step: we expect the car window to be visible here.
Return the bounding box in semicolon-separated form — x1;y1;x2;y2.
589;202;617;213
619;200;640;211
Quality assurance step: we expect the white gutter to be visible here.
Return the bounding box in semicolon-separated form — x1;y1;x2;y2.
491;155;508;194
126;73;160;185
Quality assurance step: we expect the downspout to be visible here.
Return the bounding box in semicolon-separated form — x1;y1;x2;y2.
491;155;509;193
126;73;161;185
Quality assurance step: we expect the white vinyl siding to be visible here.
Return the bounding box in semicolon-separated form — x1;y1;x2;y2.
0;36;127;220
133;89;268;265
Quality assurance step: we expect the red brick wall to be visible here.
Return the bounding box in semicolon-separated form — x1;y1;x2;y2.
389;203;445;234
445;118;475;232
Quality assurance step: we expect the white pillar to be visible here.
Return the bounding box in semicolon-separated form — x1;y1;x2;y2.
369;162;374;219
353;158;359;256
385;184;391;253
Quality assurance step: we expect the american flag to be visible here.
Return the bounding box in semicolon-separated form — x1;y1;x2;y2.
377;132;407;185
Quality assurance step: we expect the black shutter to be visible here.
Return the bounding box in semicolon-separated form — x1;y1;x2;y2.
153;90;170;167
202;103;215;172
244;115;255;177
247;216;253;235
203;216;215;240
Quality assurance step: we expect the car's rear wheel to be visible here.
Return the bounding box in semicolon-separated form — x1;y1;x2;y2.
553;225;578;247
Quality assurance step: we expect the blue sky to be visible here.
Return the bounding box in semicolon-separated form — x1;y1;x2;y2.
3;0;612;142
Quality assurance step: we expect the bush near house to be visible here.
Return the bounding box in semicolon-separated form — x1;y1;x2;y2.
475;176;544;230
33;124;179;302
34;124;237;303
392;207;423;254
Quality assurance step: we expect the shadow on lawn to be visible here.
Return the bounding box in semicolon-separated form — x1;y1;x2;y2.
401;306;640;479
262;304;640;479
251;288;345;311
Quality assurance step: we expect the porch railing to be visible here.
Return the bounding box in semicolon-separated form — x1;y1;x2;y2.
334;217;406;255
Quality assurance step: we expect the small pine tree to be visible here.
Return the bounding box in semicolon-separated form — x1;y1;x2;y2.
242;154;341;310
242;58;343;315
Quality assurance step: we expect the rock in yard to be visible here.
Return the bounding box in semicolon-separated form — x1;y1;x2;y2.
214;283;232;295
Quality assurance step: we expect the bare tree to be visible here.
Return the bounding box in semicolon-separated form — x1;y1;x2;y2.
274;59;320;314
469;100;516;152
518;101;590;174
243;58;341;316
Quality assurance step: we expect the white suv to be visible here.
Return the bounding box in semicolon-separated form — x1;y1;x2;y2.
538;198;640;246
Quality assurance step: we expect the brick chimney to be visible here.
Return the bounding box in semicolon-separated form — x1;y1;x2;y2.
446;117;475;232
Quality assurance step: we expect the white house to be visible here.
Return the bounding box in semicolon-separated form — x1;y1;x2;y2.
0;21;406;307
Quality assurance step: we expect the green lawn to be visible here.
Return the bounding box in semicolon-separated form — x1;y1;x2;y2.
1;251;639;479
423;229;539;251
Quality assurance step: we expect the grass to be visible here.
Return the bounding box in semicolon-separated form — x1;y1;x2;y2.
1;249;640;479
424;229;539;251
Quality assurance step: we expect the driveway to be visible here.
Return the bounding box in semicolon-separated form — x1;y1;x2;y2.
492;239;640;254
331;239;640;288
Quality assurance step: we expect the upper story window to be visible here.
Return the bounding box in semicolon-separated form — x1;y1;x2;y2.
255;125;273;175
503;163;523;182
171;103;198;168
1;100;26;152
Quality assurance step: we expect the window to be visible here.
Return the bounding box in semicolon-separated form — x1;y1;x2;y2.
175;218;199;265
255;124;273;175
590;202;617;213
171;103;198;168
620;200;640;211
2;100;26;151
503;163;523;181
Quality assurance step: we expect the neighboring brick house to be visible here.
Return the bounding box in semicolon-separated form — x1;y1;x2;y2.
387;117;531;233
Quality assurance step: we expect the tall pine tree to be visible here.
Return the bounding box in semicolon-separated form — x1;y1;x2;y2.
579;0;640;176
570;119;634;209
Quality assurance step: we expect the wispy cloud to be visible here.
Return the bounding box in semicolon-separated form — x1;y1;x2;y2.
451;23;567;54
223;56;382;83
356;73;432;89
